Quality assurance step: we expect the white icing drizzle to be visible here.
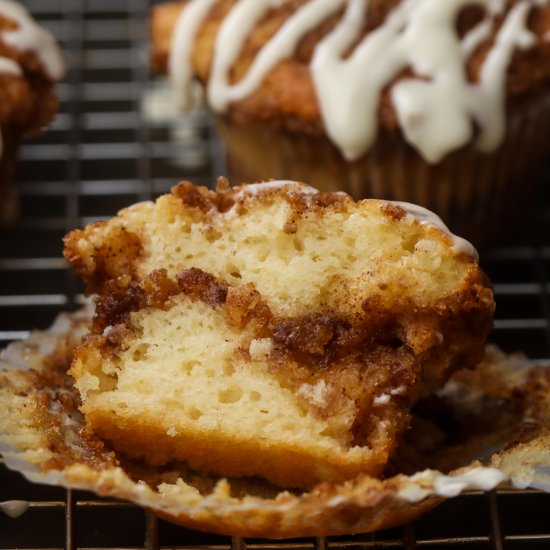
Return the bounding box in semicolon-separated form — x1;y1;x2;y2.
169;0;216;108
232;179;319;199
432;467;507;496
473;1;535;152
208;0;274;110
0;55;20;76
170;0;548;162
373;393;390;405
209;0;345;111
373;386;406;405
391;201;479;259
0;0;64;81
400;467;508;501
1;500;29;518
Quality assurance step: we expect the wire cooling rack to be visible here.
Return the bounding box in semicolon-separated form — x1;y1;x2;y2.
1;1;550;548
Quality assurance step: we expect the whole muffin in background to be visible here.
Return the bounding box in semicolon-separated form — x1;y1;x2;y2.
151;0;550;247
0;1;64;225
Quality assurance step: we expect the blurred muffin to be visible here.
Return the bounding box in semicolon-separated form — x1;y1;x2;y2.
151;0;550;246
64;179;494;489
0;1;64;225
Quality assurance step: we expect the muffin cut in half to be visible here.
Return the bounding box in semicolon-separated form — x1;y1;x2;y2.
64;180;494;489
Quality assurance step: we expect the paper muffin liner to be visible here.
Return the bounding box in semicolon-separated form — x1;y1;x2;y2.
1;308;550;538
217;92;550;249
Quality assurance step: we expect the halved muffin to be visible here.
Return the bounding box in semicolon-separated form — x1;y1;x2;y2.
64;180;494;489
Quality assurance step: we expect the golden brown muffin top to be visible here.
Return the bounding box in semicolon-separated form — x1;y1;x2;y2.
151;0;550;162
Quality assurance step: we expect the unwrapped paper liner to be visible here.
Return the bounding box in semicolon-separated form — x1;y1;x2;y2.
1;309;550;538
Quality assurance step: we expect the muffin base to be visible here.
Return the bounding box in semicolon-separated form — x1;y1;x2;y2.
2;308;550;538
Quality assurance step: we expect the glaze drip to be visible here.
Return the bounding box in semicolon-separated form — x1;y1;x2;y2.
169;0;548;163
0;0;64;80
169;0;216;108
391;201;479;259
0;500;29;518
209;0;345;112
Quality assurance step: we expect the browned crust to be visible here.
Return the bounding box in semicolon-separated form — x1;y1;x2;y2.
150;0;550;137
84;407;392;489
64;224;144;295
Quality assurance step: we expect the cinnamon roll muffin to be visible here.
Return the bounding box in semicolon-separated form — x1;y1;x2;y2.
151;0;550;246
63;179;494;489
0;1;64;224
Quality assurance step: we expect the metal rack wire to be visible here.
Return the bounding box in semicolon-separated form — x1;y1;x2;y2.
1;1;550;548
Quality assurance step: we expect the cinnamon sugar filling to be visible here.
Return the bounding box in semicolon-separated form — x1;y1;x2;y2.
86;265;491;449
